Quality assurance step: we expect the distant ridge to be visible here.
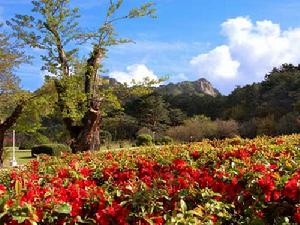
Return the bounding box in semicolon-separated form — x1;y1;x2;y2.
104;76;220;97
157;78;219;97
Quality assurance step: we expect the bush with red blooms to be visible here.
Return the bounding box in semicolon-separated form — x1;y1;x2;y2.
0;134;299;224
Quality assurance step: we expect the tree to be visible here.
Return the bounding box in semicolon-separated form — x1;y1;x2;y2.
258;64;300;119
168;108;186;126
223;84;260;121
0;25;31;165
125;93;170;132
102;112;139;141
8;0;156;152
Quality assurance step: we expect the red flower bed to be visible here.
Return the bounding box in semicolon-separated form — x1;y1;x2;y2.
0;135;299;224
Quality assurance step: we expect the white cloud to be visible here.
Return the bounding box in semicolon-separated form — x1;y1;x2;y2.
168;73;188;83
190;45;240;80
190;17;300;91
109;64;160;85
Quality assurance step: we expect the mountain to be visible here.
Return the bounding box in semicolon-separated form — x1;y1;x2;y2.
157;78;219;97
104;76;220;97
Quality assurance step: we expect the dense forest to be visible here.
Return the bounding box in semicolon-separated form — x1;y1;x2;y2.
106;63;300;142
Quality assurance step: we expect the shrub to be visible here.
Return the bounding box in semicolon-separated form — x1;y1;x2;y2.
166;115;217;142
19;133;49;150
136;134;153;146
19;140;36;150
155;136;173;145
239;119;257;138
136;127;153;136
256;115;276;136
215;119;239;138
31;144;71;157
276;113;300;135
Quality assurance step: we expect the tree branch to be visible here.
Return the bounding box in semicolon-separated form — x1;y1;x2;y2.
43;22;69;76
0;93;41;130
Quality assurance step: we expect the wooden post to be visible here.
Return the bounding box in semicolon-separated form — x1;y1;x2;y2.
10;130;17;167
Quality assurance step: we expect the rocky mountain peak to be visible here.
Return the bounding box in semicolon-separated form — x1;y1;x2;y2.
157;78;219;97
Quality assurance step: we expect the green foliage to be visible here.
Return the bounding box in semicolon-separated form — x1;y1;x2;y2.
7;0;80;75
57;74;87;122
0;24;30;121
126;93;170;132
102;113;139;140
136;134;153;146
155;136;173;145
18;133;49;150
18;141;35;151
222;64;300;123
31;144;71;157
7;0;158;147
163;93;223;119
39;109;70;144
276;112;300;135
14;95;55;133
223;84;260;121
160;64;300;139
168;108;187;126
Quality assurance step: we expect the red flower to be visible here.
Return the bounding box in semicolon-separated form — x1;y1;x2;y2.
276;139;284;145
70;201;82;216
78;167;92;178
270;164;278;170
105;152;113;160
256;210;264;219
58;168;69;178
0;184;6;194
154;217;165;225
258;175;275;192
190;151;200;159
211;214;218;222
231;176;238;185
172;159;187;170
273;190;281;201
252;164;267;173
283;176;299;201
294;208;300;223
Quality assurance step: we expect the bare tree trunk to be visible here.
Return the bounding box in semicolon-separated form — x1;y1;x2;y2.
68;48;104;153
71;104;102;152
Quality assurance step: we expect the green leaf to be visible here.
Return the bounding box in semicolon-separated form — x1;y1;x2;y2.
13;215;28;224
54;203;71;214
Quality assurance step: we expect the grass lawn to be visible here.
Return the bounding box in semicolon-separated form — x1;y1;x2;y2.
3;148;34;167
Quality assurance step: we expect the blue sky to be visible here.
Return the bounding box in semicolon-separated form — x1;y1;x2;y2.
2;0;300;94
